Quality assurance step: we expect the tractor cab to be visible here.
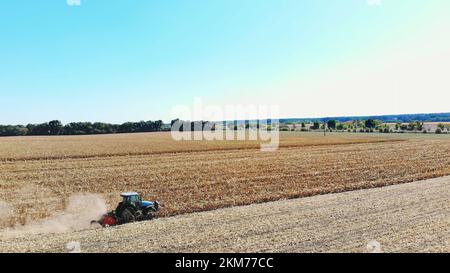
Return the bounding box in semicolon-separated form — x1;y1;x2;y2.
120;192;157;209
121;192;140;203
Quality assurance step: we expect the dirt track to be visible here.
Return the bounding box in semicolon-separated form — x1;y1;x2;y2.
1;176;449;253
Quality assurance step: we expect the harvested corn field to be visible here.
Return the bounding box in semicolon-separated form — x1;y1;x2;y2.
2;175;449;253
0;132;449;229
0;131;393;161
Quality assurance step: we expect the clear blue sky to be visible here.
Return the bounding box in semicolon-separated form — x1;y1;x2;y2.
1;0;449;124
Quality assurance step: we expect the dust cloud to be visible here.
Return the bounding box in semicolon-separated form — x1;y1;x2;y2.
1;194;107;237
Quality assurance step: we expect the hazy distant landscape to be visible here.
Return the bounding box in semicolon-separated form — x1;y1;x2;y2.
1;112;449;137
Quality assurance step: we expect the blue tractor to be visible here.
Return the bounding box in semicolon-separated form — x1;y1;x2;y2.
93;192;160;227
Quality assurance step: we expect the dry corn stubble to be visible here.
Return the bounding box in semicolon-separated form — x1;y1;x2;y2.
1;175;449;253
0;131;395;161
0;132;449;230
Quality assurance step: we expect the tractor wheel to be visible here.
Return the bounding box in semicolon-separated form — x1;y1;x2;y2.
121;208;136;223
145;213;154;221
134;210;144;221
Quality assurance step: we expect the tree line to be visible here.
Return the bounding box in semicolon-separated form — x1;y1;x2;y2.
170;119;216;131
0;120;164;137
284;119;448;134
280;112;450;124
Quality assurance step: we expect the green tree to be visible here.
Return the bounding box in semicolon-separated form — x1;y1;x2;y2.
327;120;337;130
27;122;50;135
48;120;63;135
365;119;376;129
416;121;424;131
0;125;28;136
311;122;320;130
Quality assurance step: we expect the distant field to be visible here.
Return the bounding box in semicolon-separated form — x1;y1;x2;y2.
0;131;393;161
0;132;449;228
